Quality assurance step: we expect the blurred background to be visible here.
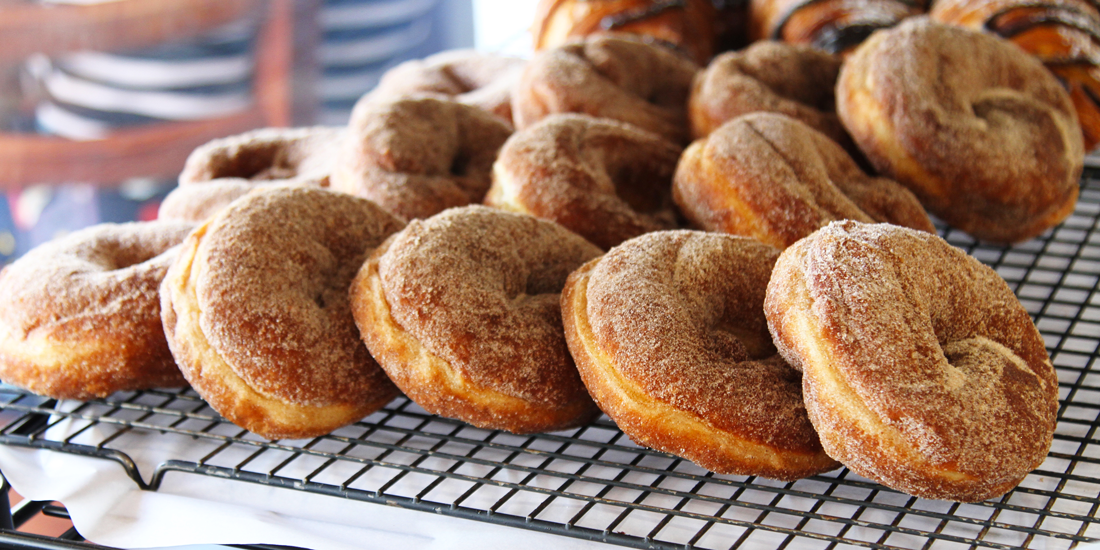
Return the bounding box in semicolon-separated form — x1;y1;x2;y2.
0;0;535;264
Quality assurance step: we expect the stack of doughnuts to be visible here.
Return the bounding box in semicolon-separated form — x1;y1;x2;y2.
0;8;1078;503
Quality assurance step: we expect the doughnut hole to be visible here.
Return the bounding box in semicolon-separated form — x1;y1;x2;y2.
179;127;343;184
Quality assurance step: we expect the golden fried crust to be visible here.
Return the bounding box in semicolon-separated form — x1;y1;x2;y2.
350;206;602;434
512;33;699;145
689;42;847;142
160;187;404;440
485;113;682;250
673;112;933;249
837;18;1083;244
0;221;194;399
331;97;514;221
765;221;1059;501
562;230;839;479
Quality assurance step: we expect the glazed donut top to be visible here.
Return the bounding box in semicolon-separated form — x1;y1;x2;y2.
376;205;602;406
367;49;526;123
192;186;405;406
689;41;846;142
767;221;1059;490
837;18;1084;242
0;221;193;352
179;126;344;187
513;33;700;144
583;230;822;451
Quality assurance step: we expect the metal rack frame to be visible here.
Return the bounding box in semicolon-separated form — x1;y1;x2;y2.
2;173;1100;549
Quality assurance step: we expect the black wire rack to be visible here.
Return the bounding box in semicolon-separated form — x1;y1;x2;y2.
2;174;1100;550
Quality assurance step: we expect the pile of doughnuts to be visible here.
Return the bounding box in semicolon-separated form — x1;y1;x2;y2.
0;9;1077;503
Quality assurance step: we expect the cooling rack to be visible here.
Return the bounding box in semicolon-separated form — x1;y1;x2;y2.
2;175;1100;550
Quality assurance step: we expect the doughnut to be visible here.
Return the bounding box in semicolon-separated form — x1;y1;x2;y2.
159;180;259;223
512;33;699;145
561;230;839;479
366;49;526;124
930;0;1100;151
532;0;720;65
673;112;934;249
764;221;1059;501
836;17;1084;244
161;186;406;439
750;0;924;54
688;41;848;145
179;126;344;187
0;220;194;400
330;97;514;221
349;205;602;434
485;113;682;250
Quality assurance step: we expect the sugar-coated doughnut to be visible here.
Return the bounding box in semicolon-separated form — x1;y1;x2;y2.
512;33;699;145
178;126;344;187
0;221;194;400
673;112;934;249
331;97;514;221
837;18;1084;244
485;113;682;250
561;230;839;479
366;49;526;123
161;186;405;440
350;206;602;434
765;221;1059;501
159;181;259;223
532;0;720;64
689;41;847;143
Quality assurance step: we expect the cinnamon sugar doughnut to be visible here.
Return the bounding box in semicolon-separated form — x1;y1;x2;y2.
561;230;838;479
366;49;526;123
349;206;602;434
673;112;934;249
179;126;344;187
512;33;699;144
158;181;258;223
765;221;1059;501
486;113;682;250
837;17;1084;243
689;41;847;143
331;97;514;221
0;221;194;400
161;186;405;439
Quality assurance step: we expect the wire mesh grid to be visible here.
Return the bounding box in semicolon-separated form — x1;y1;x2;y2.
2;175;1100;550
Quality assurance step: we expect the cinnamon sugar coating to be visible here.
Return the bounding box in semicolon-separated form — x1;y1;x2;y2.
765;221;1059;501
512;33;699;144
689;41;848;144
331;97;514;221
486;113;682;250
350;206;602;434
161;186;405;439
837;17;1084;243
673;112;934;249
562;230;838;479
159;181;259;223
0;221;194;399
366;49;526;123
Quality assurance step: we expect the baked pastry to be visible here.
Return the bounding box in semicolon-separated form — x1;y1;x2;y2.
764;220;1059;501
159;181;259;223
365;49;526;124
350;205;602;434
837;17;1084;243
673;112;934;249
688;41;847;143
485;113;682;250
512;33;699;145
561;230;839;479
750;0;925;54
330;97;514;221
532;0;720;64
930;0;1100;151
0;221;194;400
178;126;344;187
161;186;405;440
